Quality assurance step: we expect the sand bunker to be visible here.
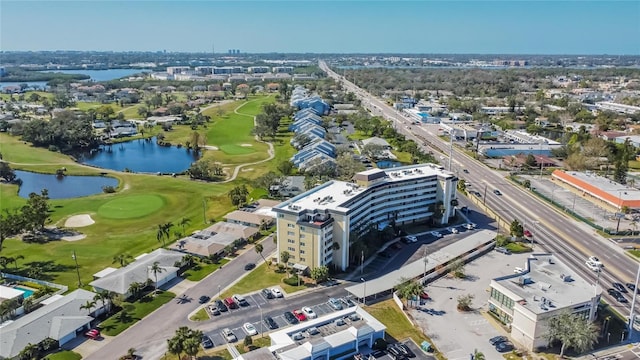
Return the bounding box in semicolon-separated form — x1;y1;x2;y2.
65;214;95;228
203;145;219;150
240;144;253;147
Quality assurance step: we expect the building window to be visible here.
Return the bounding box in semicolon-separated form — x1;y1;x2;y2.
287;231;295;236
287;224;295;228
300;226;306;231
300;258;306;262
278;214;284;218
300;234;306;238
300;242;306;247
300;250;305;254
288;239;295;244
288;247;295;252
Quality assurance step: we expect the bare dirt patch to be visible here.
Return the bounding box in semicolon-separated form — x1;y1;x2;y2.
65;214;95;228
240;144;253;147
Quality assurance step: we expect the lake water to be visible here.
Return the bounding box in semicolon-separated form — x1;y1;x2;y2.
76;138;199;173
0;68;150;89
40;68;150;82
15;170;119;199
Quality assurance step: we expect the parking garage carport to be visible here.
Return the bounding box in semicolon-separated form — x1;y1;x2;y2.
345;230;496;301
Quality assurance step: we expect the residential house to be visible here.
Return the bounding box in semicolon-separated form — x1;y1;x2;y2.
89;249;184;297
0;289;105;359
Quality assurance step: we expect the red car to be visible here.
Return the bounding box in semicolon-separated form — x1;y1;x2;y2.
524;230;532;237
420;291;430;300
85;329;100;340
293;309;307;321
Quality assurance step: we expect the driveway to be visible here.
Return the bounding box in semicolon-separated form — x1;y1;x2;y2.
409;251;532;360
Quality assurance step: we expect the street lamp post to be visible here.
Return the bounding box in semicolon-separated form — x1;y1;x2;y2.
361;277;366;306
627;263;640;337
422;248;428;285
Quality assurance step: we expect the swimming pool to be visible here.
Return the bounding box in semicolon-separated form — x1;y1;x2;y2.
14;286;35;298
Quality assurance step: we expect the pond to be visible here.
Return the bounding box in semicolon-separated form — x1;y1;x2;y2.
76;138;200;173
15;170;119;199
377;160;403;169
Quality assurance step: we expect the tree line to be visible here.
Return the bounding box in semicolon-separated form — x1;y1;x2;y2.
0;189;51;252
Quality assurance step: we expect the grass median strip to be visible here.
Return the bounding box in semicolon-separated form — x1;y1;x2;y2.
220;262;308;299
100;291;175;336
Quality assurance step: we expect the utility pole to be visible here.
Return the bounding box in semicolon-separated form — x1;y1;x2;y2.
422;248;428;285
72;250;82;287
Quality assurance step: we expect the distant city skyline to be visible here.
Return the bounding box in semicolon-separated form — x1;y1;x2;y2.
1;1;638;55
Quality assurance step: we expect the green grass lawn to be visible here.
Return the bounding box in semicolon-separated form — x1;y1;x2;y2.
236;337;270;354
100;291;175;336
182;259;229;282
628;249;640;258
73;102;123;112
220;262;309;299
504;242;533;253
97;194;166;219
44;351;82;360
189;307;209;321
367;299;446;360
161;348;232;360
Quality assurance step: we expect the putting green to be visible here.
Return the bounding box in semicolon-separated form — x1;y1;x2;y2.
219;144;256;155
98;195;165;219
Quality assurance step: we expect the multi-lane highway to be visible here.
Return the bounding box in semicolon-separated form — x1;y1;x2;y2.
320;60;640;327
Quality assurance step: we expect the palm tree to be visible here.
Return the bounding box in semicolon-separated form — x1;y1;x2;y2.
0;256;13;270
396;277;424;308
127;281;143;301
546;310;598;357
149;261;166;295
113;253;133;267
167;337;184;360
280;251;291;269
156;222;173;247
255;243;266;263
183;337;200;360
13;254;24;269
179;217;191;235
79;300;96;314
18;343;39;360
473;349;485;360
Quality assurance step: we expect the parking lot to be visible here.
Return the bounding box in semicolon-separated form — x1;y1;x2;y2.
199;287;359;348
409;250;532;360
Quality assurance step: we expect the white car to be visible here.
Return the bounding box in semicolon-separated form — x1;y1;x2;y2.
243;322;258;336
588;256;602;266
430;231;442;238
302;306;317;319
406;235;418;243
465;223;476;230
271;288;283;298
585;261;602;271
450;227;459;234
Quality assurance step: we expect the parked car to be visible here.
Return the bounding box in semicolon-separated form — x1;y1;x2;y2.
244;263;256;271
430;231;442;238
215;299;228;312
495;247;511;255
293;309;307;321
419;291;430;300
615;294;628;303
271;288;284;298
450;227;459;234
201;335;213;349
222;328;237;343
223;297;238;309
395;343;416;358
232;294;249;306
613;282;628;293
341;297;356;307
607;288;621;297
85;329;100;340
523;229;532;237
264;316;278;329
328;298;343;310
243;322;258;336
465;223;477;230
302;306;317;319
496;341;514;352
207;305;220;316
262;288;274;299
489;335;508;345
283;311;298;324
405;235;418;243
626;283;636;292
198;295;210;304
307;326;320;335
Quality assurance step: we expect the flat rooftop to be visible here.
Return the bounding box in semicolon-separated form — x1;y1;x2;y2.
554;170;640;202
275;164;453;213
492;253;596;315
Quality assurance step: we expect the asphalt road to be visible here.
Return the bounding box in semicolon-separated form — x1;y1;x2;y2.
320;61;640;330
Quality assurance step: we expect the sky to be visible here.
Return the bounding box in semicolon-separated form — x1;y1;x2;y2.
1;1;639;54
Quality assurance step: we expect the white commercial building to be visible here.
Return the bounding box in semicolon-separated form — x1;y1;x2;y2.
235;307;386;360
274;164;458;271
488;253;601;351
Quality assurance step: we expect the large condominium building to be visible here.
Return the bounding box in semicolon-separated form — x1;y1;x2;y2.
273;164;458;271
489;253;600;351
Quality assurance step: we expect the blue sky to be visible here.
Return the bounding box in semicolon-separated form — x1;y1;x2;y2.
1;1;638;54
